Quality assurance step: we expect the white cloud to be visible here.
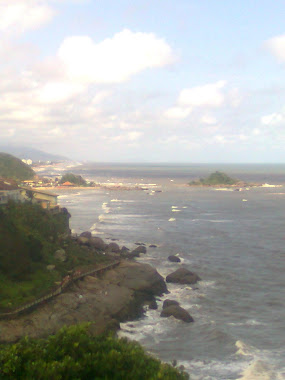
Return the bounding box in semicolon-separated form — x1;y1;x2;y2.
200;115;217;125
178;80;226;108
266;34;285;63
164;106;192;119
261;112;285;126
0;1;54;34
112;131;143;142
57;29;175;84
38;82;85;103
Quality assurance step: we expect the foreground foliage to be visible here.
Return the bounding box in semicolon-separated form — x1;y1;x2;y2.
0;152;35;180
0;324;189;380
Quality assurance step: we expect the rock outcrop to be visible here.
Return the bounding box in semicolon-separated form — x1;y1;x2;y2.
166;268;201;285
160;305;194;323
0;261;167;343
168;255;181;263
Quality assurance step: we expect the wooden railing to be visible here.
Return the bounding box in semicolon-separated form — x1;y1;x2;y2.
0;261;120;320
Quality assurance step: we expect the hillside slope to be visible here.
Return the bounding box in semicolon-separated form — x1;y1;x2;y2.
0;152;35;180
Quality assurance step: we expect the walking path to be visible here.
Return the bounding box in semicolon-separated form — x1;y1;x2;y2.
0;260;120;320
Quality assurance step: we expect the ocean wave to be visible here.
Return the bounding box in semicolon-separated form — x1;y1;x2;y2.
239;360;277;380
168;218;176;222
235;340;254;356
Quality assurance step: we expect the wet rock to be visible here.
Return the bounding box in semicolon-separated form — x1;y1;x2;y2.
80;231;92;239
149;244;157;248
166;268;201;285
131;245;147;255
148;299;158;310
89;237;106;251
160;305;194;323
168;255;181;263
78;236;89;245
107;242;120;253
162;299;180;309
135;242;145;246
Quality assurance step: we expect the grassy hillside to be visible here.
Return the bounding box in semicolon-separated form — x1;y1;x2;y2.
0;201;109;311
0;152;35;180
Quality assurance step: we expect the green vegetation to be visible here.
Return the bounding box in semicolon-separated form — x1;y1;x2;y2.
0;201;110;311
60;173;87;186
0;324;189;379
189;171;238;186
0;152;35;180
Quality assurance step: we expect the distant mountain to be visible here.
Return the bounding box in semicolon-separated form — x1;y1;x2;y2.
0;152;35;180
0;146;68;162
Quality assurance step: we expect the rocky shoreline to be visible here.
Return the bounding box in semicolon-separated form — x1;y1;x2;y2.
0;234;201;344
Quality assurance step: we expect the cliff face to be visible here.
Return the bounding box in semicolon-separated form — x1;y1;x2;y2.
0;260;167;343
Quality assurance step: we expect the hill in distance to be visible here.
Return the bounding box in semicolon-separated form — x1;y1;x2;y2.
0;146;68;162
189;171;238;186
0;152;35;180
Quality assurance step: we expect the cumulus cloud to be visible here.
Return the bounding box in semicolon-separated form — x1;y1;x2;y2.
178;80;226;108
261;112;285;126
266;34;285;63
57;29;176;84
200;115;217;125
164;106;192;119
164;80;227;120
0;1;54;34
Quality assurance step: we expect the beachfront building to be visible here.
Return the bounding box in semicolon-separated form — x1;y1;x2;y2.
0;179;22;205
20;188;58;209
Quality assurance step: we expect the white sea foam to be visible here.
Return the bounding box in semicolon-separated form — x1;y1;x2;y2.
172;206;178;208
239;360;276;380
172;209;181;212
168;218;176;222
235;340;254;356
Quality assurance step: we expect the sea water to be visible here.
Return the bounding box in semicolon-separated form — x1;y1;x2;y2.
54;163;285;380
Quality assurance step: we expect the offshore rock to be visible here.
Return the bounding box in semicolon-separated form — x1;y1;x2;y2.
166;268;201;285
168;255;181;263
131;245;147;255
0;261;167;343
160;305;194;323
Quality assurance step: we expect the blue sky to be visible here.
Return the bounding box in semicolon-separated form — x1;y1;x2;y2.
1;0;285;162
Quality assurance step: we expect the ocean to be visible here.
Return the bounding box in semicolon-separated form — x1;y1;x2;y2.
46;163;285;380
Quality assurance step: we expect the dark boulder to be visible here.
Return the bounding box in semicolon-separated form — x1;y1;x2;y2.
78;236;89;246
89;237;106;250
168;255;181;263
108;242;120;253
148;299;158;310
131;245;147;255
160;305;194;323
149;244;157;248
166;268;201;285
162;299;180;309
80;231;92;239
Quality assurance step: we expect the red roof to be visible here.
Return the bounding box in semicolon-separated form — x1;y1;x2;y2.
62;181;73;186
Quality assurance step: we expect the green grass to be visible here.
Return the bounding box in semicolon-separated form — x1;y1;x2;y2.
0;202;112;312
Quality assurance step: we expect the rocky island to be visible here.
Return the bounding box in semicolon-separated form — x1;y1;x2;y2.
189;170;252;187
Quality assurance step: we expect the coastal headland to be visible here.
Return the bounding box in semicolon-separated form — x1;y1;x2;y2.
0;259;167;343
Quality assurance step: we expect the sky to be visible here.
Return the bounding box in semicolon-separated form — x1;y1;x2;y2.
1;0;285;162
